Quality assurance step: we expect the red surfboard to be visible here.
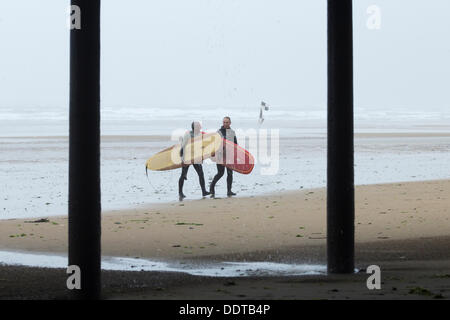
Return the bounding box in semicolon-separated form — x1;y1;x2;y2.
213;138;255;174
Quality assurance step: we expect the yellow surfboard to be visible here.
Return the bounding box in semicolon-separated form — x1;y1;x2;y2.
146;132;222;171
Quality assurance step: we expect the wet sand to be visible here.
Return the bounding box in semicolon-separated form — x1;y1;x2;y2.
1;237;449;300
354;132;450;138
0;179;449;299
3;131;450;219
0;179;449;259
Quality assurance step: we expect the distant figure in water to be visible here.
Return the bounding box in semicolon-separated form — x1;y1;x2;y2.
179;121;210;201
210;116;237;197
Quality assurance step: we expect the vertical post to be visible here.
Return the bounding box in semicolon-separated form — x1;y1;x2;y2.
327;0;355;273
69;0;101;298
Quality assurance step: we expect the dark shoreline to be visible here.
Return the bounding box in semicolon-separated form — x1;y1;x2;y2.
1;236;449;300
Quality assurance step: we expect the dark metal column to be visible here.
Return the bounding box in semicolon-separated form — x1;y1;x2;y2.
69;0;101;299
327;0;355;273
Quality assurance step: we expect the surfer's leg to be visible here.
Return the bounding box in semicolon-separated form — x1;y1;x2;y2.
193;164;210;196
178;166;189;199
226;167;236;196
210;164;225;195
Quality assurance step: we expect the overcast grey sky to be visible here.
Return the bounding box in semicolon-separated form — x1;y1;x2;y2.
0;0;449;111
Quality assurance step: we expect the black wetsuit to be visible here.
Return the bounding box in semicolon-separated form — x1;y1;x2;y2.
178;131;208;197
210;126;237;195
179;164;208;195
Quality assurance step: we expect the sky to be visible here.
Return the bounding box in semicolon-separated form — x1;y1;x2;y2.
0;0;449;112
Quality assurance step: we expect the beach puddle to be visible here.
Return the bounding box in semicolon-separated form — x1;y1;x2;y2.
0;250;326;277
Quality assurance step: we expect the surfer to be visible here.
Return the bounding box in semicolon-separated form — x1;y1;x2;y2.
210;116;237;197
179;121;210;201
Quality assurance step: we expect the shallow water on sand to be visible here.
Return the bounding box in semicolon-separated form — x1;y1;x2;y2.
1;130;450;219
0;250;326;277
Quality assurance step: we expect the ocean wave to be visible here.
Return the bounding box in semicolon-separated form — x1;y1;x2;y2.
1;106;449;122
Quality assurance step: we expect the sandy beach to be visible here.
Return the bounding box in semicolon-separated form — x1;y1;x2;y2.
1;133;449;299
0;179;449;299
0;179;449;259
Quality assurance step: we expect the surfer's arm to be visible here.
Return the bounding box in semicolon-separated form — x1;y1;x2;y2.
181;132;191;148
180;131;191;159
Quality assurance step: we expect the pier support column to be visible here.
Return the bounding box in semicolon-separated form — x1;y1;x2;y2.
69;0;102;299
327;0;355;274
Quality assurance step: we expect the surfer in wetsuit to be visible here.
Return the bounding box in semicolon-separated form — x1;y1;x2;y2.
209;116;237;197
179;121;210;201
